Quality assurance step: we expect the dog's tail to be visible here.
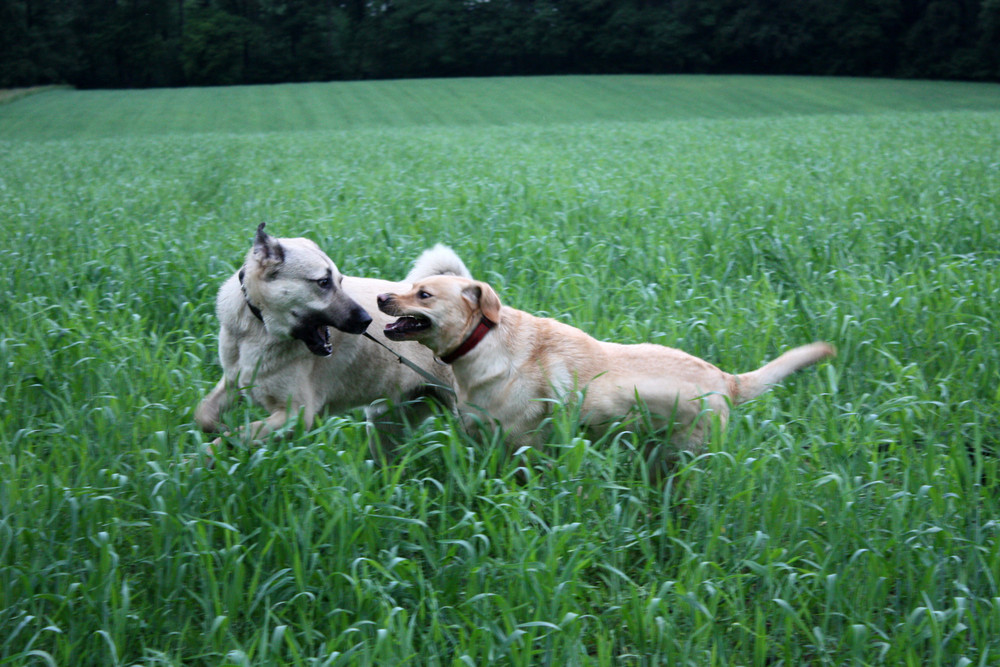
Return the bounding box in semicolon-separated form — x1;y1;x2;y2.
730;342;835;405
405;244;472;282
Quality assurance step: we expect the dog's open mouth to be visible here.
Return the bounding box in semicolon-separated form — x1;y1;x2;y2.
301;324;333;356
384;315;431;341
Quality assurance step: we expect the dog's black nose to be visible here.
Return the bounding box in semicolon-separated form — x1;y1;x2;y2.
352;308;373;333
376;294;391;309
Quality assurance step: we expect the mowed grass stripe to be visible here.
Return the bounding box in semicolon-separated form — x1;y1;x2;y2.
2;74;1000;140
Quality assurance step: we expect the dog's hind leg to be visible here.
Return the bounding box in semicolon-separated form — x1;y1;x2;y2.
364;389;449;462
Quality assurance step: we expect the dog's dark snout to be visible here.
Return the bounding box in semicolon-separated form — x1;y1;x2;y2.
376;293;392;311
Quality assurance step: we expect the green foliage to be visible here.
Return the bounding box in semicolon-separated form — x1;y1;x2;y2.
181;5;258;86
2;0;1000;88
1;77;999;665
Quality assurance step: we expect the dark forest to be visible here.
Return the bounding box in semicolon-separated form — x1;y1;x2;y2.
3;0;999;89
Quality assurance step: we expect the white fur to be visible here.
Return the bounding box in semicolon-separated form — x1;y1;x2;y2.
195;232;471;453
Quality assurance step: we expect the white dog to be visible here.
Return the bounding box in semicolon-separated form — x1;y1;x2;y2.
195;224;470;452
377;276;835;454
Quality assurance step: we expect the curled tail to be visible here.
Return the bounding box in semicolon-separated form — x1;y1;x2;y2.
730;342;835;405
406;244;472;282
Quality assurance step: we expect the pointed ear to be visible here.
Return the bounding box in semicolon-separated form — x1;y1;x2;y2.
462;281;502;323
252;222;284;269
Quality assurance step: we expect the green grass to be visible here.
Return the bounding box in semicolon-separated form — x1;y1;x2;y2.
3;75;1000;140
1;75;999;665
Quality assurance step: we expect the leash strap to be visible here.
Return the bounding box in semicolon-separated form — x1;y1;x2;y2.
362;332;456;395
239;268;447;393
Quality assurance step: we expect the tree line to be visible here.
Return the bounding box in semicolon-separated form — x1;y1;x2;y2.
3;0;999;89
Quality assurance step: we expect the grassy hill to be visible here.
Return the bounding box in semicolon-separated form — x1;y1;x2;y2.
2;75;1000;139
1;76;999;665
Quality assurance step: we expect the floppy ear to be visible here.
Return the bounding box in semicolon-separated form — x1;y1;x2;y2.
462;281;502;323
252;222;285;270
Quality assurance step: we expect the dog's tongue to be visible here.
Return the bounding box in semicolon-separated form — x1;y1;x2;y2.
385;316;418;333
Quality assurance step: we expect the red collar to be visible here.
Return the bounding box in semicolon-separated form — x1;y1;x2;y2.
439;316;496;364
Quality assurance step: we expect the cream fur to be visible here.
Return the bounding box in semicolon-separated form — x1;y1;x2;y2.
378;276;835;453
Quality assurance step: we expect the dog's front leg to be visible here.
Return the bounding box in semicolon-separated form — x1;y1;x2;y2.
246;409;291;441
195;377;232;432
204;398;317;460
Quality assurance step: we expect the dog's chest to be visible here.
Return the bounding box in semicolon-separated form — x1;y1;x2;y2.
229;338;302;392
455;358;550;428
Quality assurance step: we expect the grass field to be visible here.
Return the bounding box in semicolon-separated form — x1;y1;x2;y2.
1;75;999;665
4;75;1000;140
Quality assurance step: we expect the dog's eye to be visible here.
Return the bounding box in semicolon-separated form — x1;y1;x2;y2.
417;290;432;300
316;277;332;289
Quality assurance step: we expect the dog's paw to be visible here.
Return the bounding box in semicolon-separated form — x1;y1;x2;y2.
176;437;226;471
200;437;230;468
